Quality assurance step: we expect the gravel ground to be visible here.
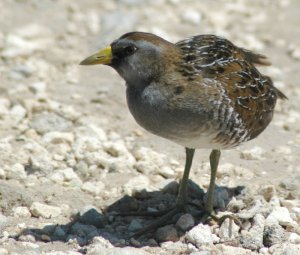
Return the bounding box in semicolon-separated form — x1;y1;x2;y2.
0;0;300;254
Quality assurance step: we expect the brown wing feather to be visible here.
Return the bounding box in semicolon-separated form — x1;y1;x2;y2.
176;34;286;142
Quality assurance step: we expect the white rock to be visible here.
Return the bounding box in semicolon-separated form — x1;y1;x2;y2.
0;248;9;255
103;140;130;157
10;104;27;122
133;147;165;166
186;223;214;247
87;246;150;255
44;252;82;255
123;175;150;195
267;207;296;227
75;124;107;142
281;200;299;210
259;185;277;202
134;147;168;175
73;137;102;157
82;151;110;167
49;172;64;184
50;168;82;187
289;233;300;244
108;153;136;172
65;66;80;84
2;23;53;58
290;45;300;60
30;202;62;218
0;98;10;117
91;236;114;248
158;166;175;178
43;132;74;144
269;196;281;207
81;181;105;195
219;218;240;240
286;110;300;124
0;168;6;179
240;146;265;160
29;153;54;173
14;23;51;39
12;206;31;217
216;244;256;255
29;81;47;94
2;34;52;58
181;9;202;25
135;160;157;175
240;214;265;250
10;64;34;80
160;241;188;252
0;214;8;229
31;112;73;135
85;10;100;35
61;168;79;181
259;247;269;255
6;163;27;180
0;139;12;153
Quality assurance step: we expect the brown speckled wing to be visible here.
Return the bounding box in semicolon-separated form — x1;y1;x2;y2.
176;35;286;142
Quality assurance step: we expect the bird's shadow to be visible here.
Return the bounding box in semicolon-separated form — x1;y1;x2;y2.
16;180;244;249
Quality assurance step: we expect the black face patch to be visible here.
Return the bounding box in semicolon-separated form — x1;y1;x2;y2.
111;43;138;60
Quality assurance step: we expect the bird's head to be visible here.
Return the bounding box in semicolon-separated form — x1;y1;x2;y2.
80;32;179;86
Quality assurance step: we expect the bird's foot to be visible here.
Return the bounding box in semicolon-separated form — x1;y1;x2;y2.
114;203;186;238
200;211;242;237
114;208;173;217
130;206;182;238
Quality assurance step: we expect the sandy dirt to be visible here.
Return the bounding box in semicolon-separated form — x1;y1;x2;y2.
0;0;300;254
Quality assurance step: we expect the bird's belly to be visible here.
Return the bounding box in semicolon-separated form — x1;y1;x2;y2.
126;86;227;149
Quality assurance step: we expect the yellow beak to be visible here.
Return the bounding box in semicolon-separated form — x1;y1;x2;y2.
80;46;112;65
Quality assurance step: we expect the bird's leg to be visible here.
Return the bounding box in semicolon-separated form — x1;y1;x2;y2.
176;148;195;208
116;148;195;217
128;148;195;237
205;149;221;214
201;150;242;231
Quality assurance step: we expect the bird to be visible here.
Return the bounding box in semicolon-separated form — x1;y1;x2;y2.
80;32;286;235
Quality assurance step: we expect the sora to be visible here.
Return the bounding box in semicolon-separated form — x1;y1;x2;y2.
80;32;286;234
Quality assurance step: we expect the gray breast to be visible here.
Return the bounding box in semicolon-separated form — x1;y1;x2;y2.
126;83;217;145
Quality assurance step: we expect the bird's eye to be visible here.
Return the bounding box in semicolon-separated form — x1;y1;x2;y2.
123;45;137;56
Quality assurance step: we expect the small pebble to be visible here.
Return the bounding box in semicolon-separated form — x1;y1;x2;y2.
240;214;265;250
10;104;27;123
30;202;62;218
267;206;296;227
263;224;287;246
289;233;300;244
0;248;9;255
155;225;178;242
186;223;214;247
240;146;265;160
181;9;202;25
259;185;277;202
158;166;175;178
6;163;27;180
128;219;143;232
123;175;151;195
79;208;106;228
219;218;240;240
12;206;31;217
31;112;73;135
81;181;105;195
175;213;195;231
